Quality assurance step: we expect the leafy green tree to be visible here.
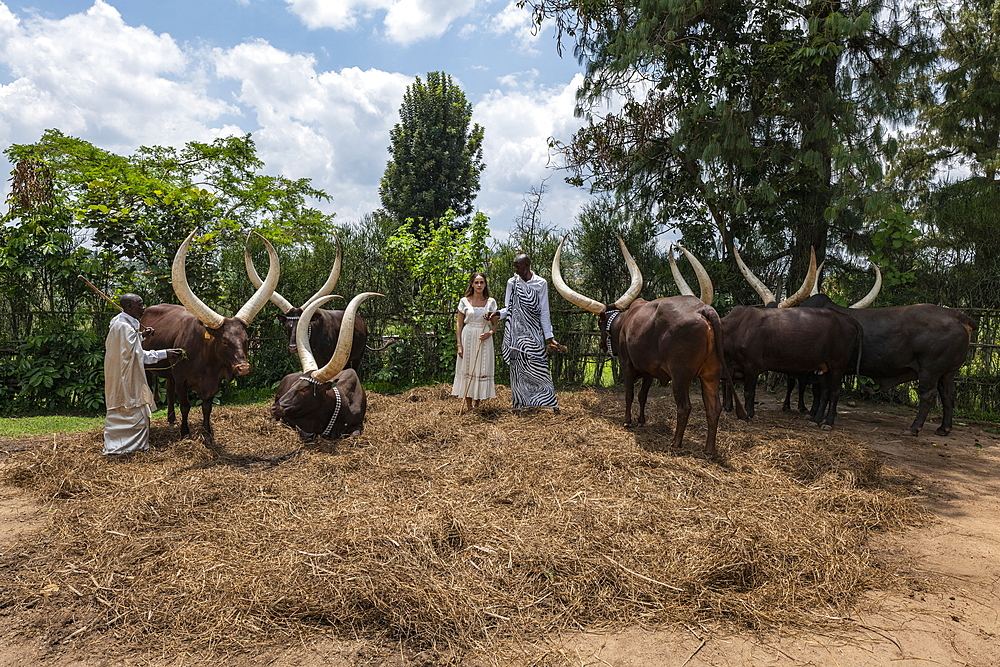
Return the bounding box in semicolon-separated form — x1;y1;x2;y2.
379;72;486;233
525;0;936;293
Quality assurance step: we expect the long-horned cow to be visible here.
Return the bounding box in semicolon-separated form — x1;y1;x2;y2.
552;237;745;458
142;230;279;447
271;291;383;440
738;251;977;436
245;236;368;371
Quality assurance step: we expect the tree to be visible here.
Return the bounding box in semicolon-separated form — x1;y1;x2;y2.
525;0;936;294
379;72;486;233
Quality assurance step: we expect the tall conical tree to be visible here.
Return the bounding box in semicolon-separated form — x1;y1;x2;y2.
379;72;486;234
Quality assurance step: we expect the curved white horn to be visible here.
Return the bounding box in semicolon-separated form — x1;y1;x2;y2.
244;232;294;314
612;234;643;310
777;247;817;308
850;261;882;308
810;261;826;296
675;245;714;305
733;245;776;305
312;292;383;383
295;295;334;374
234;232;280;324
669;246;694;297
172;230;225;330
302;236;342;311
551;235;605;314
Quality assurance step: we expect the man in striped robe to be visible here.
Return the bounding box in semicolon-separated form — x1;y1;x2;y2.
494;254;561;414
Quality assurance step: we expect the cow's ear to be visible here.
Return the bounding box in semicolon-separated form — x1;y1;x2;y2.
310;312;322;323
275;314;286;324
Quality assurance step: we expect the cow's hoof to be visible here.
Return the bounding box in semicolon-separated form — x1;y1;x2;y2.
905;429;919;436
623;422;632;428
936;426;951;436
821;424;833;431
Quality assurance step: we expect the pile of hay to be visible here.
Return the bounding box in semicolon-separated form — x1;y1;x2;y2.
0;386;926;661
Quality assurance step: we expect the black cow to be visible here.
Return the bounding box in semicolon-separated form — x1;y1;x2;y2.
245;237;369;371
721;306;862;429
271;292;382;440
552;237;746;458
143;230;278;447
737;251;977;435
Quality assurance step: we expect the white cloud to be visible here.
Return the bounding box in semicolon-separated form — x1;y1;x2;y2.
0;1;234;152
213;40;412;220
473;74;589;230
489;1;541;53
284;0;478;45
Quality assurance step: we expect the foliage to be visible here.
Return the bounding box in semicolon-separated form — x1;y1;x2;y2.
2;320;105;415
525;0;937;293
379;72;486;234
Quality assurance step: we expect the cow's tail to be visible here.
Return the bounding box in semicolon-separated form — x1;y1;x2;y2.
366;336;398;352
707;307;748;420
956;311;978;335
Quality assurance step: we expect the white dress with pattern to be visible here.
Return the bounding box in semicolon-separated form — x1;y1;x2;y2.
451;296;497;400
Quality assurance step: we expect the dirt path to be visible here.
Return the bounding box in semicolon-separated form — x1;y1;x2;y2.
2;399;999;666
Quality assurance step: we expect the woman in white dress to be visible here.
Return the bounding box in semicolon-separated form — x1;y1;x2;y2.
452;272;499;410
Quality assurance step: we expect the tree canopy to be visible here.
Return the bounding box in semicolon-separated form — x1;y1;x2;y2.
379;72;486;233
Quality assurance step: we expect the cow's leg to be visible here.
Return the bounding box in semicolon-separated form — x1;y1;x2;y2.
200;398;216;447
701;373;722;459
177;385;191;438
936;371;958;436
165;376;176;424
907;370;939;436
743;372;758;419
782;375;795;411
810;379;830;428
636;376;653;424
722;375;733;412
671;379;693;451
799;373;811;413
622;359;635;427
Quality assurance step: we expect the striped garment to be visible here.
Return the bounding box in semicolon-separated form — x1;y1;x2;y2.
499;272;559;410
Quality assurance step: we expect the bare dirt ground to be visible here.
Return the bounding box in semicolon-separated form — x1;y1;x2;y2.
1;393;999;667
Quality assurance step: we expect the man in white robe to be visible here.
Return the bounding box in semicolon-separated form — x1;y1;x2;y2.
103;294;180;456
494;255;562;414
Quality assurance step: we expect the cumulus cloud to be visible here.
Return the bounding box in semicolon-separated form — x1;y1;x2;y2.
473;74;589;229
284;0;477;45
213;40;412;219
0;1;235;152
489;1;541;53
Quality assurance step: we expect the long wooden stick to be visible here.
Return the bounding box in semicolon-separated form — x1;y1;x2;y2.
77;275;123;312
459;316;491;414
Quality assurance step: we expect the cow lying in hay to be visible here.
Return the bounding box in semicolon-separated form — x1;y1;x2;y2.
271;291;383;440
552;236;746;458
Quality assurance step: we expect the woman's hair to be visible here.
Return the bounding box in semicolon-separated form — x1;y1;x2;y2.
464;272;491;299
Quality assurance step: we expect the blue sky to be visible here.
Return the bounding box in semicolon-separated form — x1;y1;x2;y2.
0;0;595;237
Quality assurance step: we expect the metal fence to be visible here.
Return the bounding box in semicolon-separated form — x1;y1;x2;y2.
3;307;1000;419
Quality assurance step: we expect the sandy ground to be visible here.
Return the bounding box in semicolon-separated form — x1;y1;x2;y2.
1;395;999;667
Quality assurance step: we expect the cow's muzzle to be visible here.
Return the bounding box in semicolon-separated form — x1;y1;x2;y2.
234;363;251;376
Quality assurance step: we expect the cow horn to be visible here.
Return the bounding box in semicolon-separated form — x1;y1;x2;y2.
244;232;294;314
672;244;714;305
301;236;342;312
234;232;280;325
849;261;882;308
733;245;777;305
777;247;817;308
172;230;226;330
551;235;605;314
311;292;383;383
612;234;643;310
810;261;825;296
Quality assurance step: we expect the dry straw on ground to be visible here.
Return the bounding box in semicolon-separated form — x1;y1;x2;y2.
0;386;926;663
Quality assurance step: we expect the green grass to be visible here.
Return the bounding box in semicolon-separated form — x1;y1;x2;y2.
0;411;160;438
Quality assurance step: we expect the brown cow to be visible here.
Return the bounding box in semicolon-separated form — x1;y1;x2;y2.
271;292;382;440
552;237;745;458
142;230;278;448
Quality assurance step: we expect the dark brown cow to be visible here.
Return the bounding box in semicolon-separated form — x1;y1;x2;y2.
721;305;862;429
552;237;746;458
739;252;977;435
245;236;369;371
271;292;382;440
143;230;278;447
